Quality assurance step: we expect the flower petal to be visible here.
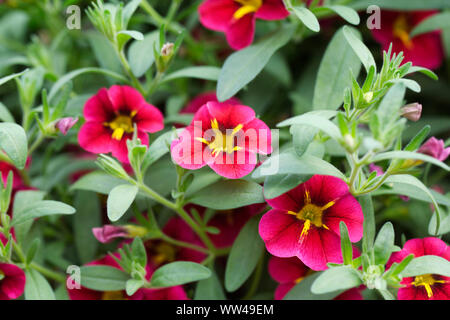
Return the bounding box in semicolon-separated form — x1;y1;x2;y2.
199;0;238;32
255;0;290;20
209;149;257;179
268;256;307;284
226;14;256;50
78;122;113;154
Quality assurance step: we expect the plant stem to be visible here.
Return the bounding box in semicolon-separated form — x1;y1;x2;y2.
117;49;145;95
160;233;209;254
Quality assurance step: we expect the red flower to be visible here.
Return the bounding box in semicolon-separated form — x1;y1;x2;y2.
78;85;164;163
171;101;272;179
387;237;450;300
371;10;444;70
0;263;25;300
67;254;188;300
259;175;364;270
181;92;241;115
198;0;290;50
268;256;363;300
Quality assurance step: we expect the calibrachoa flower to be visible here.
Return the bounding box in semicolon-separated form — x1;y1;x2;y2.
68;255;188;300
418;137;450;162
171;101;272;179
181;92;241;115
259;175;364;270
0;263;26;300
78;85;164;163
268;256;363;300
371;11;444;70
198;0;290;50
387;238;450;300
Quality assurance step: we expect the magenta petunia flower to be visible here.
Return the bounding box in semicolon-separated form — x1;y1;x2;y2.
171;101;272;179
268;256;363;300
67;254;188;300
387;237;450;300
198;0;290;50
78;85;164;163
0;263;25;300
371;10;444;70
259;175;364;271
418;137;450;162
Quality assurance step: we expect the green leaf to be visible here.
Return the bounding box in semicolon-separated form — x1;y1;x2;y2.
377;84;406;127
162;66;221;83
0;123;28;170
13;191;46;244
128;31;159;77
73;191;101;263
0;69;28;87
123;0;142;27
150;262;211;288
70;171;125;194
142;129;184;173
404;125;430;151
311;266;362;295
195;269;226;300
126;279;145;296
25;269;56;300
11;200;76;226
340;222;353;265
406;66;438;81
278;114;342;141
225;214;264;292
25;239;40;265
48;68;128;100
252;151;345;179
322;5;360;25
292;7;320;32
291;125;318;156
411;12;450;37
373;151;449;171
283;272;344;300
217;25;294;101
190;180;264;210
80;265;131;291
373;222;395;265
389;78;421;93
359;195;375;254
373;184;450;207
343;26;376;73
402;255;450;277
263;174;304;199
107;184;138;222
0;102;14;122
313;27;362;110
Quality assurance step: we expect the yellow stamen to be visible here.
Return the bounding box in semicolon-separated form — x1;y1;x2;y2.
287;190;335;242
197;118;244;156
233;0;262;20
294;277;304;284
411;274;446;298
393;14;413;49
105;112;136;141
102;290;126;300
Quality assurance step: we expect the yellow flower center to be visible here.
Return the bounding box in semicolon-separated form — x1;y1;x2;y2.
101;290;127;300
234;0;263;20
287;191;334;242
196;119;243;156
393;14;413;49
411;274;446;298
149;241;178;266
104;110;137;141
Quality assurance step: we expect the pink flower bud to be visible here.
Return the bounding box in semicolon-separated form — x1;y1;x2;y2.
369;164;384;176
418;137;450;162
400;103;422;122
55;117;78;135
92;225;128;244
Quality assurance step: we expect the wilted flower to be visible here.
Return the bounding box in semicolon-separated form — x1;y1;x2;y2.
259;175;364;270
418;137;450;162
92;224;147;244
400;103;422;122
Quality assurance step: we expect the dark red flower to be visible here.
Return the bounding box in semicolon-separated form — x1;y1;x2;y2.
78;85;164;163
0;263;25;300
371;10;444;70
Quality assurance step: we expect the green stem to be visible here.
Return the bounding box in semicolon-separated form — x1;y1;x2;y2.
117;49;145;95
29;262;66;283
160;233;209;254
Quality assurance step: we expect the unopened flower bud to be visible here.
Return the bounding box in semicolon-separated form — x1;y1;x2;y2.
92;224;147;243
363;91;374;103
55;117;78;135
418;137;450;162
161;42;174;57
343;134;356;151
400;103;422;122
